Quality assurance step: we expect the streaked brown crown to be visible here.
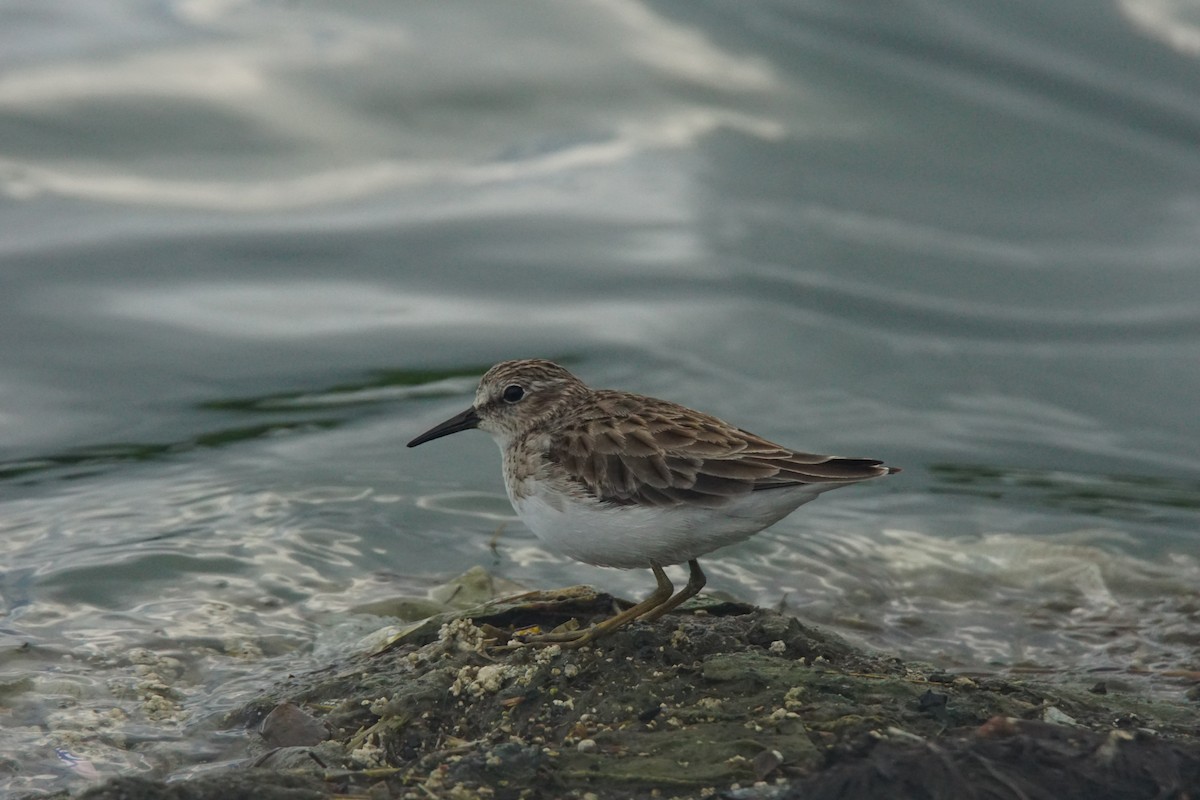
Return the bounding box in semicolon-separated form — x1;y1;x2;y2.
474;359;590;439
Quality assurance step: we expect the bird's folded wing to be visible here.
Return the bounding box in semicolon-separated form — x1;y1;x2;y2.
548;393;890;508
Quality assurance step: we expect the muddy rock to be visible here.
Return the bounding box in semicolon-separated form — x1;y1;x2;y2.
74;581;1200;800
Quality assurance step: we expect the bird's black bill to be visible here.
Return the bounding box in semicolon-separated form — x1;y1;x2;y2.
407;407;481;447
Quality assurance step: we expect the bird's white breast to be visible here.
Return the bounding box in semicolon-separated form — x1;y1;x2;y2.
509;478;826;570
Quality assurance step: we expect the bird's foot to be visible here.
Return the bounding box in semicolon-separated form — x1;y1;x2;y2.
488;620;604;650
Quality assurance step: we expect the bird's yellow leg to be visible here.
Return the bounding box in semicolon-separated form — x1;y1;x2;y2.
638;559;705;622
501;564;674;649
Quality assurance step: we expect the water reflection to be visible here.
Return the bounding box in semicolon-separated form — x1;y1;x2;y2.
0;367;479;484
931;462;1200;519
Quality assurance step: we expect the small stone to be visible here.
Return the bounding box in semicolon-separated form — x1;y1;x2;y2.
260;702;329;748
638;704;663;722
752;748;783;781
917;689;948;711
1043;706;1078;727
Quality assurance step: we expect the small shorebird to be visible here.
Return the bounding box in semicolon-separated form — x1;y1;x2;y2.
408;359;897;647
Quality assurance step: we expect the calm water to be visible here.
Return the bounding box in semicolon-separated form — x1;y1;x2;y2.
2;0;1199;793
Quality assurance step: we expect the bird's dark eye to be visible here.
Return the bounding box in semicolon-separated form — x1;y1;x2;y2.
502;384;525;403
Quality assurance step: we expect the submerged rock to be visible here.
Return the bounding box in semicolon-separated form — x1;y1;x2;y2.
74;577;1200;800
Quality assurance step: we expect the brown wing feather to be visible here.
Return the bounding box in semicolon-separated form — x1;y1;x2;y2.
548;390;894;508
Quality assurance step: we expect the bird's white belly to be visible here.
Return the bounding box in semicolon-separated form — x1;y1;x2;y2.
510;483;826;569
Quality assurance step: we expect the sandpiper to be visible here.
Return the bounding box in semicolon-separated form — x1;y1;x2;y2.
408;359;897;647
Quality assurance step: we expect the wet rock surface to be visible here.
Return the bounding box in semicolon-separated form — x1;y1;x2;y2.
71;583;1200;800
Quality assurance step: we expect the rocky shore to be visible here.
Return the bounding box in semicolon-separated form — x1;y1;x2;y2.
73;574;1200;800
